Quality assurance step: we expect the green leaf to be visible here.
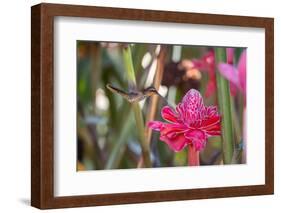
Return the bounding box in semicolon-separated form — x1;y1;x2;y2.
215;48;235;164
122;46;152;167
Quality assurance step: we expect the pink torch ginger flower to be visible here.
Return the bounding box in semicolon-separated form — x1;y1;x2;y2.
148;89;221;152
191;50;216;98
218;50;246;99
226;48;235;65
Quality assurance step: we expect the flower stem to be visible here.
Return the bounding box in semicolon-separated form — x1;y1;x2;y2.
136;46;167;168
105;109;133;169
122;45;152;167
242;108;247;163
188;145;200;166
122;45;137;90
215;48;235;164
145;46;167;143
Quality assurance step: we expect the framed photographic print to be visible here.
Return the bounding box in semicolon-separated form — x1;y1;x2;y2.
31;3;274;209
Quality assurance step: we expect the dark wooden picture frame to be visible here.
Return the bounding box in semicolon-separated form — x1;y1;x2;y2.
31;3;274;209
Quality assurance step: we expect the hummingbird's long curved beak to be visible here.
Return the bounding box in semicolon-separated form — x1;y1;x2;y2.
150;88;174;107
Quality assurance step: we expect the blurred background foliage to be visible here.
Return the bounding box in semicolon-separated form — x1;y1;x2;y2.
77;41;245;170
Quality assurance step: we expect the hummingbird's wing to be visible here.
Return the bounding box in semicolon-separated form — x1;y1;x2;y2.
106;84;130;101
106;84;141;103
106;84;129;98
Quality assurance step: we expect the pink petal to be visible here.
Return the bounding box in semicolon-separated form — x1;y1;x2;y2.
200;115;221;136
237;50;246;95
191;50;216;97
191;50;215;73
226;48;235;64
229;82;238;96
218;63;240;87
148;121;164;131
182;89;204;108
175;103;187;123
155;123;189;152
205;80;216;98
193;140;207;151
160;133;189;152
181;89;204;123
160;123;187;137
202;50;215;67
184;130;207;151
204;106;219;117
161;106;178;123
184;129;205;141
191;59;207;71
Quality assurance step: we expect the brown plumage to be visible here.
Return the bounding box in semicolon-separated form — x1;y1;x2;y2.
106;84;159;103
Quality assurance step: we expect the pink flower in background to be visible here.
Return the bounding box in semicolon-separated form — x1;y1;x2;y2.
225;48;237;96
191;50;216;97
226;48;235;65
218;50;246;98
148;89;221;152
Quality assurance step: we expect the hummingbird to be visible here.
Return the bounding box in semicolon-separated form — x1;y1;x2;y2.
106;84;164;103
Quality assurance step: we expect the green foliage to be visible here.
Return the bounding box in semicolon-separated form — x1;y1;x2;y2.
215;48;235;164
77;42;245;170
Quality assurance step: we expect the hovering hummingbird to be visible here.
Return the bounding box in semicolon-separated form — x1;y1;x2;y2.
106;84;164;103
